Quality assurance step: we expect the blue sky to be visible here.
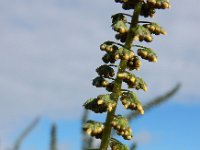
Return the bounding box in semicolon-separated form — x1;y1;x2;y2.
0;0;200;149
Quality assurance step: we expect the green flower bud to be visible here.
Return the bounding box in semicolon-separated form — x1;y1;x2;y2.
93;76;109;87
111;115;133;140
96;65;115;78
112;14;129;34
143;22;167;35
83;120;104;139
140;3;156;18
100;41;119;53
147;0;171;9
121;91;144;114
83;98;107;113
102;53;117;64
137;47;157;62
132;25;153;42
84;94;116;113
134;77;148;91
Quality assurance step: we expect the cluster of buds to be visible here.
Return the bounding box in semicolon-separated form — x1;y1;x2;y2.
147;0;171;9
84;94;116;113
102;53;118;64
134;77;148;91
82;0;170;148
114;0;170;17
100;41;119;53
117;72;147;91
143;22;167;35
137;47;157;62
84;98;107;113
111;13;129;43
106;81;115;92
97;94;117;111
92;76;109;87
96;65;115;78
132;25;153;42
112;13;129;34
115;32;128;43
83;120;104;139
114;0;156;17
140;3;156;17
117;72;136;88
114;0;140;10
110;138;129;150
127;56;142;70
102;46;134;63
121;91;144;114
115;48;134;61
111;115;133;140
112;13;127;23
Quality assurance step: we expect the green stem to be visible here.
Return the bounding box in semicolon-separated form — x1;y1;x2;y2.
99;2;142;150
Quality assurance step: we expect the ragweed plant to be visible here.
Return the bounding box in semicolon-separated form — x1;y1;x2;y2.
82;0;171;149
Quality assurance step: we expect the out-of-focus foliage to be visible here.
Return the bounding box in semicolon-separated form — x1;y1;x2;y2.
13;117;40;150
50;123;57;150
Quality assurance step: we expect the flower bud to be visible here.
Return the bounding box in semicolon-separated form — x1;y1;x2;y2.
111;115;133;140
120;91;144;114
83;120;104;139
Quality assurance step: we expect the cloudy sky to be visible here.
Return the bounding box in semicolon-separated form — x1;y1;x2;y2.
0;0;200;150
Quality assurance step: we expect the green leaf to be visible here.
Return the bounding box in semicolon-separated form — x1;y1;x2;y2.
110;138;130;150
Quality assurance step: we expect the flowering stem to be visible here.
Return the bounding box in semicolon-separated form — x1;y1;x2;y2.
99;2;142;150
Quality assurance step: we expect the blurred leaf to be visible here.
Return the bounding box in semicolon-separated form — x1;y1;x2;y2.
127;83;181;121
13;117;40;150
50;123;57;150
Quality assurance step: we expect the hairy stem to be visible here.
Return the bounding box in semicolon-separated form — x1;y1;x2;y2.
99;2;142;150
